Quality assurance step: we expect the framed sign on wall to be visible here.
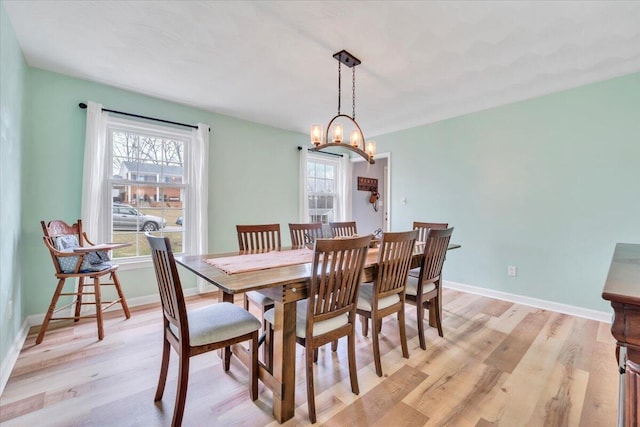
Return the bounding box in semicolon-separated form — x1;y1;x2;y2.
357;176;378;192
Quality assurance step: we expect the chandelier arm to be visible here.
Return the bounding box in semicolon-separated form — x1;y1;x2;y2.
315;114;374;164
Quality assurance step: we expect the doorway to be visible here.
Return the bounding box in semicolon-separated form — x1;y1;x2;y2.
350;153;391;235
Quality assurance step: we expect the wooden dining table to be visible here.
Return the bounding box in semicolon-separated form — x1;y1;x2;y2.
176;242;460;423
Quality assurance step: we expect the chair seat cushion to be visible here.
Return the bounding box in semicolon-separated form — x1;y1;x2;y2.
357;282;400;311
408;267;421;278
405;275;437;296
170;302;261;347
246;291;274;308
263;300;349;339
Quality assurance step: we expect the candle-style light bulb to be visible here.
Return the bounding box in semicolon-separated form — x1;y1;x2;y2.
332;124;343;143
310;124;322;146
350;130;360;147
366;140;376;157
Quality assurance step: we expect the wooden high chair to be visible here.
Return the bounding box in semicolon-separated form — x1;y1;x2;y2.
38;219;130;343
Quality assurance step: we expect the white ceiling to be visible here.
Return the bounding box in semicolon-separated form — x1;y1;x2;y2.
5;1;640;137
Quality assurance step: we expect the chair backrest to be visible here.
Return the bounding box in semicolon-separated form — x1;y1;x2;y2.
373;230;419;299
329;221;358;238
41;219;87;274
413;221;448;243
307;235;372;332
146;234;189;346
418;227;454;284
236;224;281;251
289;223;323;247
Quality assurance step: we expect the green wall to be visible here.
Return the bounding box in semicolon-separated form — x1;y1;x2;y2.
21;69;305;316
0;2;26;379
378;72;640;312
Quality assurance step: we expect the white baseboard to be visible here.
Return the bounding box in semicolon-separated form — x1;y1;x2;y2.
0;318;30;397
444;280;612;323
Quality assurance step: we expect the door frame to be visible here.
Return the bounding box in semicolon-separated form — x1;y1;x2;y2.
350;152;391;232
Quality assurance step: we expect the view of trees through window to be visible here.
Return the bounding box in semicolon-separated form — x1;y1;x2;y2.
109;126;187;259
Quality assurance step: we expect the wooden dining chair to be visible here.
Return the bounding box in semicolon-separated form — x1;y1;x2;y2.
410;222;448;278
37;219;130;344
236;223;280;313
264;235;372;423
405;227;453;349
329;221;358;237
147;234;261;427
289;222;323;247
357;229;418;377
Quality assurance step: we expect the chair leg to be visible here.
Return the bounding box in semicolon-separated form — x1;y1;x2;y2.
331;340;338;352
36;278;66;344
74;276;85;321
360;314;368;337
347;329;359;395
433;295;444;337
306;344;317;423
112;271;131;318
172;353;190;427
398;305;409;359
223;346;232;371
250;332;258;401
313;348;318;363
372;316;383;377
416;298;426;350
265;322;274;372
155;336;171;401
94;276;104;340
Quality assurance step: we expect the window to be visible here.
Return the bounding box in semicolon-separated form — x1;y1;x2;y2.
107;117;189;259
306;154;340;224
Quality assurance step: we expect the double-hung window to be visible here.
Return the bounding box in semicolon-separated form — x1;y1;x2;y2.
107;117;190;259
305;154;340;224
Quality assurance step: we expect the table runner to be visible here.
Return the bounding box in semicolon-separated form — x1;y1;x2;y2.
205;248;314;274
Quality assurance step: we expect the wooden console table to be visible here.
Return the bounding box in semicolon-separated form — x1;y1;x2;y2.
602;243;640;427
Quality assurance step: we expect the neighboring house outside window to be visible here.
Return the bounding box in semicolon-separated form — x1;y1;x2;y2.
107;117;190;259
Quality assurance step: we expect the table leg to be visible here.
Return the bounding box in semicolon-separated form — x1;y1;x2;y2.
271;299;297;422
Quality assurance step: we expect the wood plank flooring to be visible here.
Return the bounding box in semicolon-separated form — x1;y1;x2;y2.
0;289;618;426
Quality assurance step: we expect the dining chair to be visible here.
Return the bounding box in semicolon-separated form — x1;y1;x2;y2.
37;219;130;344
264;235;372;423
289;222;323;247
236;223;280;313
147;234;261;427
409;222;448;278
329;221;358;237
357;229;418;377
405;227;454;350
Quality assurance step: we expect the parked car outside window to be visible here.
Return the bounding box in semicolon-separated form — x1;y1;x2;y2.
112;203;166;231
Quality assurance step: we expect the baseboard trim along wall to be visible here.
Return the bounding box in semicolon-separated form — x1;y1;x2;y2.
444;280;612;323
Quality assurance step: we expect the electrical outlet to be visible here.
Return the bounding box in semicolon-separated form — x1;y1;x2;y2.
8;299;13;320
507;265;517;277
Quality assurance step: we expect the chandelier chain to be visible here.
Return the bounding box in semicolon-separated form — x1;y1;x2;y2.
352;67;356;119
337;61;341;115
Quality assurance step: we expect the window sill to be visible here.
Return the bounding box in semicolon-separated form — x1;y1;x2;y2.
112;258;153;271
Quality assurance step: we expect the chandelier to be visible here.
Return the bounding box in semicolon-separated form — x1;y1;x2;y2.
310;50;376;164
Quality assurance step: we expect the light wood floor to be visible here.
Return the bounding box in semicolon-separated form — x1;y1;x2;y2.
0;289;618;426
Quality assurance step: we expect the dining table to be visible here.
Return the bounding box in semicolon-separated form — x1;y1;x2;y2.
176;241;460;423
